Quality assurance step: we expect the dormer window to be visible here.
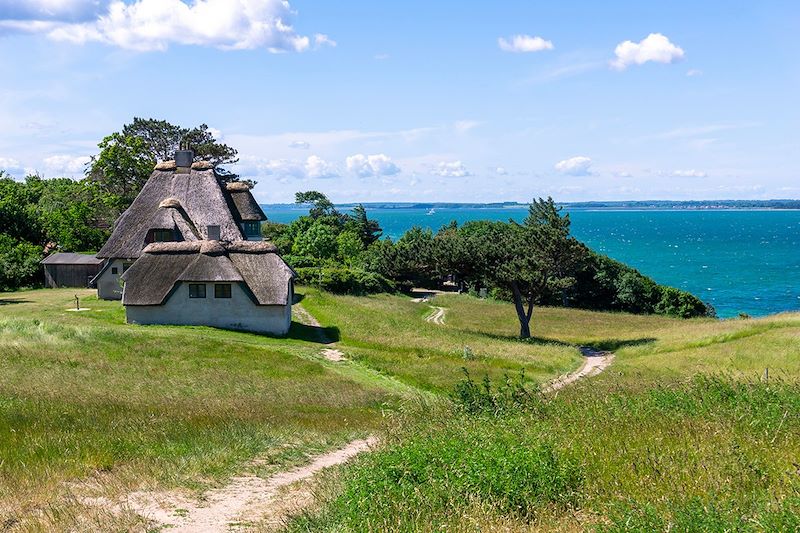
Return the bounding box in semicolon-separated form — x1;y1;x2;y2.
242;221;261;238
146;229;174;243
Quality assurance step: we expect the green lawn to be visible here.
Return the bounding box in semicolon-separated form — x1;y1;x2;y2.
0;288;398;531
287;292;800;533
4;287;800;532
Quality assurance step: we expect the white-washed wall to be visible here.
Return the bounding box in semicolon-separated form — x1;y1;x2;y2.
96;259;127;300
124;281;292;336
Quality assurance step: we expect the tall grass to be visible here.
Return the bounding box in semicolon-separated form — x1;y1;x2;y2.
287;375;800;532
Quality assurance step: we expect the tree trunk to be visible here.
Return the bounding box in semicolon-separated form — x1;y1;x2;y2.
511;282;532;339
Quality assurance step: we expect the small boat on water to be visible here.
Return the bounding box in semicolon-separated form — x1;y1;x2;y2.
426;208;436;215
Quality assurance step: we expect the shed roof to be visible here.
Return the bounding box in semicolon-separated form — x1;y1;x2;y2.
41;253;103;265
121;240;292;306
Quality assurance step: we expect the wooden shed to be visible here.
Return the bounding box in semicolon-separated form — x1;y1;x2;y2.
41;253;104;288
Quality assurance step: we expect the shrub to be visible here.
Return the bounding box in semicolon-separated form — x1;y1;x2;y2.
293;266;394;295
0;234;42;291
655;286;710;318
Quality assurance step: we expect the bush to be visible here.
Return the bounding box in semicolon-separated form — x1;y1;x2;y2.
0;234;42;291
293;266;394;295
655;286;710;318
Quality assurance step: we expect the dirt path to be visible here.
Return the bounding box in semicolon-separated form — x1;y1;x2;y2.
425;306;447;325
293;303;347;362
412;295;614;389
126;437;377;532
542;347;614;393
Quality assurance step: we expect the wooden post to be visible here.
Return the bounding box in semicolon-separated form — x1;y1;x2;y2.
75;294;80;311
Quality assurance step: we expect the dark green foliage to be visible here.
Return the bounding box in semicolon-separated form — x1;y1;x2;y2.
452;368;541;415
121;118;239;180
655;286;712;318
86;132;155;209
295;190;340;219
293;267;394;295
0;234;42;291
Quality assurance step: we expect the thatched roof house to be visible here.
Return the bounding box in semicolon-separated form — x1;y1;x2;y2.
94;152;266;300
91;149;294;336
121;240;294;335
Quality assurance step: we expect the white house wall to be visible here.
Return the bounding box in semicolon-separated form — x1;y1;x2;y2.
96;259;127;300
124;281;292;335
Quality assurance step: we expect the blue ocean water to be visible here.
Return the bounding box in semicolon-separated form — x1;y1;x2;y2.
263;207;800;318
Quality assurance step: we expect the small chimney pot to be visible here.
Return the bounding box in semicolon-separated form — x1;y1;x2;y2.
175;150;194;168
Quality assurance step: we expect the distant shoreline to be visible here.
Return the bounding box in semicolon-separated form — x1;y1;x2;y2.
261;200;800;211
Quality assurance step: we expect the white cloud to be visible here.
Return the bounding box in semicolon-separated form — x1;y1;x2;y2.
672;169;707;178
304;155;339;179
433;160;470;178
686;68;703;77
346;153;400;178
453;120;480;133
288;140;310;149
0;0;321;53
374;52;389;60
495;166;507;175
43;154;90;174
313;33;335;48
0;0;102;22
555;156;592;176
0;156;24;176
610;33;685;70
498;34;553;53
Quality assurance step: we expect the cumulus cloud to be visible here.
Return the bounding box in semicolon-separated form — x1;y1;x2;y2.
304;155;339;179
610;33;684;70
0;0;321;53
671;169;707;178
0;156;24;175
313;33;335;48
498;34;553;53
43;154;90;174
288;140;310;149
237;154;338;180
555;156;592;176
346;153;400;178
433;160;470;178
495;166;508;175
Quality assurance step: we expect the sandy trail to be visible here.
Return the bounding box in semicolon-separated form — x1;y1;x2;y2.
412;294;614;390
126;437;377;532
425;306;447;325
542;347;614;393
293;303;347;362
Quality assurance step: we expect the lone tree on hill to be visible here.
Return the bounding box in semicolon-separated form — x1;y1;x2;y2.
491;197;586;339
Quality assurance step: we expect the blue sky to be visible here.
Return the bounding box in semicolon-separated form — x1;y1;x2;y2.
0;0;798;203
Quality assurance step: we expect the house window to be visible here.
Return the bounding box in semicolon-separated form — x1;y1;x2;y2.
146;229;174;243
189;284;206;298
242;221;261;238
111;267;118;275
214;284;232;298
207;225;221;240
122;262;133;273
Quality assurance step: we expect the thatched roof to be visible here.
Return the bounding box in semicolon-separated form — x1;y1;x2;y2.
121;240;292;306
191;160;214;170
97;169;244;259
223;182;266;222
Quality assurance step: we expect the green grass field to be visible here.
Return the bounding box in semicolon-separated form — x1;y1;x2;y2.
2;287;800;531
289;292;800;532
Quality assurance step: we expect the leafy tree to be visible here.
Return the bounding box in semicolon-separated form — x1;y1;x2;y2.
488;198;586;338
36;178;109;251
347;204;382;246
0;173;43;244
293;220;338;260
121;118;239;176
86;133;155;209
0;233;41;290
337;230;364;264
295;190;340;219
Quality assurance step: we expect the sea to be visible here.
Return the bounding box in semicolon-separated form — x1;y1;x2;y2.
262;206;800;319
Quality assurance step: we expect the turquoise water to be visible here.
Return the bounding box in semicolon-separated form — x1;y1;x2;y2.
263;207;800;318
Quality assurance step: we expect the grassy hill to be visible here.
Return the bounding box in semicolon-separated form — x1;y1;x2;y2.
1;288;799;531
